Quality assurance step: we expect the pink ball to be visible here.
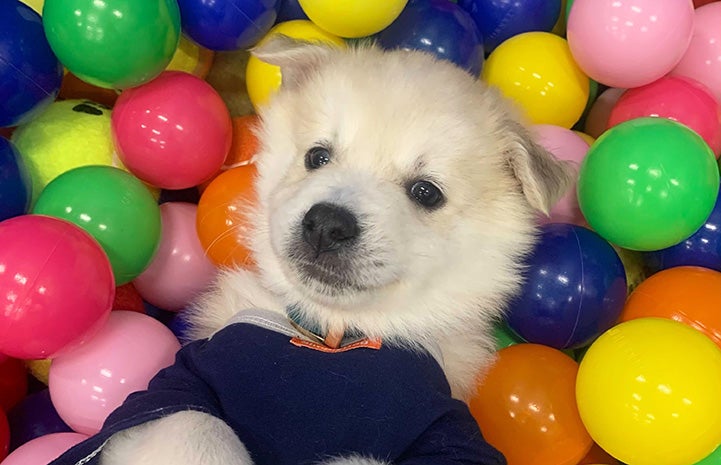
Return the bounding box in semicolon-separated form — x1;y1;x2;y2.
0;215;114;360
1;432;88;465
532;124;590;226
133;202;218;311
567;0;694;88
49;311;180;435
672;3;721;104
584;87;626;138
112;71;232;190
608;75;721;157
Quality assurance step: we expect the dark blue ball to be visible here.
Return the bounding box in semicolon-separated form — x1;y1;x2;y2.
7;389;72;452
0;1;63;127
506;223;627;349
276;0;308;23
644;183;721;273
0;136;32;221
458;0;562;54
177;0;281;51
376;0;484;77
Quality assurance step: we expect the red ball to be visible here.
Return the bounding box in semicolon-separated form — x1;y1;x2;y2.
112;71;232;190
0;409;8;461
0;357;26;412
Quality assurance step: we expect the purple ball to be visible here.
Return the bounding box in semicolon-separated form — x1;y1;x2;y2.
7;389;72;451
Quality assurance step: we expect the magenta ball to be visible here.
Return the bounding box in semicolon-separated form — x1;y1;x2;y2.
533;124;590;226
112;71;232;190
133;202;218;311
671;3;721;107
49;311;180;435
1;432;88;465
567;0;694;88
608;76;721;157
0;215;114;360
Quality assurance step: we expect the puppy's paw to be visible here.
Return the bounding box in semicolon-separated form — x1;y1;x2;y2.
319;455;389;465
100;410;253;465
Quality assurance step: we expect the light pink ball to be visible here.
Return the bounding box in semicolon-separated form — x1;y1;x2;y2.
133;202;218;311
567;0;695;88
1;432;88;465
112;71;232;190
49;311;180;435
584;87;626;139
671;3;721;104
533;124;590;226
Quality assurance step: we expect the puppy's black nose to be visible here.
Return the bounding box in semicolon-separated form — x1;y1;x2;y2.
302;203;359;255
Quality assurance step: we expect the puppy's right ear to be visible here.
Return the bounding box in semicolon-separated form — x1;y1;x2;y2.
250;35;338;89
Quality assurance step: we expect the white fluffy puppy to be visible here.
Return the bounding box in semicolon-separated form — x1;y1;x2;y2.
88;37;571;465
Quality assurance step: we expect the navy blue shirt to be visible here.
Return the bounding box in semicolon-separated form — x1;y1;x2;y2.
51;310;505;465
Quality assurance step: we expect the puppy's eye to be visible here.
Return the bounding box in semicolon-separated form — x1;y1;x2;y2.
305;146;331;170
408;180;444;209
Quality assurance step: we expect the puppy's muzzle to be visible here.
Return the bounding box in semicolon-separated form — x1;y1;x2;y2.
302;202;359;256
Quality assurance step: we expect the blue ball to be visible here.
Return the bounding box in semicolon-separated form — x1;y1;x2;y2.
458;0;562;54
376;0;484;77
0;1;63;127
0;136;32;221
7;389;72;452
506;223;627;350
177;0;281;51
644;182;721;273
276;0;308;23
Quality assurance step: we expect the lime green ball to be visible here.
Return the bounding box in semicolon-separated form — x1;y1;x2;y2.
11;99;120;205
577;117;719;251
43;0;180;89
493;323;523;350
33;165;162;285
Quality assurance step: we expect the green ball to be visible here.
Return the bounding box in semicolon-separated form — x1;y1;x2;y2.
43;0;181;89
493;323;523;350
33;165;162;285
577;117;719;251
694;445;721;465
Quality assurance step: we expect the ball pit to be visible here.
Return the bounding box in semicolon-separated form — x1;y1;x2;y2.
1;1;721;463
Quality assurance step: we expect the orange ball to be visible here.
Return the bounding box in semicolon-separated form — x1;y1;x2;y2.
224;114;261;169
577;443;621;465
59;72;119;108
196;164;257;268
468;343;592;465
620;265;721;348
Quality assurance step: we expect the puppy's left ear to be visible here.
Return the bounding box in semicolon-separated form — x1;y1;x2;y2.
250;35;338;90
506;122;574;216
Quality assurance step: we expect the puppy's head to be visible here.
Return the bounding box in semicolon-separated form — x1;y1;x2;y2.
247;37;572;340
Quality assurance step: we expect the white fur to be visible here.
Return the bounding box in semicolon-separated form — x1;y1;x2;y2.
100;40;571;465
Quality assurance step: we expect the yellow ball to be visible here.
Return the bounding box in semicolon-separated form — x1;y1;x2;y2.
19;0;43;14
166;35;214;79
482;32;589;129
297;0;408;38
25;359;51;385
576;318;721;465
246;20;345;110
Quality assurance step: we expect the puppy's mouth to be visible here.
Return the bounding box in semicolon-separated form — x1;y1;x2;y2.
289;256;372;293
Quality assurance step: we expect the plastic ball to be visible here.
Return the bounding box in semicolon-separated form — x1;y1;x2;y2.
197;164;257;268
376;0;484;77
32;165;162;286
277;0;308;22
0;409;7;460
166;35;215;79
177;0;280;50
458;0;562;54
493;323;523;350
19;0;43;14
583;87;625;139
608;76;721;157
112;283;146;314
696;445;721;465
0;1;63;127
532;125;589;226
644;183;721;273
469;344;592;465
482;32;590;128
49;311;180;435
577;443;620;465
298;0;408;38
506;224;627;350
576;318;721;465
7;389;72;451
671;3;721;105
0;357;28;412
246;20;345;109
112;71;232;190
0;432;88;465
10;99;118;204
43;0;181;89
25;359;51;386
226;115;261;169
620;266;721;349
567;0;694;88
0;137;31;222
58;73;120;109
577;117;720;251
133;202;218;312
0;215;115;359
